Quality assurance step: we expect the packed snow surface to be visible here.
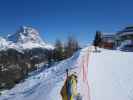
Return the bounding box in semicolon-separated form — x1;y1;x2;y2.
0;47;133;100
88;48;133;100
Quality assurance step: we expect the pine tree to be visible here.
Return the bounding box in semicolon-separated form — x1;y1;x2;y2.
93;31;102;51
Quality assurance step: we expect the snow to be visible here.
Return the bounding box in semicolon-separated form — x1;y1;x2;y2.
17;41;54;50
0;46;133;100
0;37;9;50
0;49;80;100
0;26;54;50
7;26;54;50
88;48;133;100
0;37;20;51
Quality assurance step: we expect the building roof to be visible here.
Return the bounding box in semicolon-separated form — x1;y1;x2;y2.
117;26;133;36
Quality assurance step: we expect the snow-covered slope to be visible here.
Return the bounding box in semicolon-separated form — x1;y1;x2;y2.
0;37;19;50
0;47;133;100
88;48;133;100
0;47;80;100
0;37;9;50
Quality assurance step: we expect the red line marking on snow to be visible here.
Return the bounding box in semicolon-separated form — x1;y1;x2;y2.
75;47;92;100
86;52;91;100
82;48;91;100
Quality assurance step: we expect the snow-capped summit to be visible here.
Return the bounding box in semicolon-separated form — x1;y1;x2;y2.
7;26;54;49
8;26;45;45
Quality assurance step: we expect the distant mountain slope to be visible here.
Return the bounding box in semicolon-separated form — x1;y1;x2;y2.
0;26;54;50
0;37;9;50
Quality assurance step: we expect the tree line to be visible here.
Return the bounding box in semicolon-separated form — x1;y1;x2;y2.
52;36;81;62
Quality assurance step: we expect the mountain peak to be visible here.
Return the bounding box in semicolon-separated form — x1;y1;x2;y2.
7;26;45;44
6;26;54;50
19;26;39;36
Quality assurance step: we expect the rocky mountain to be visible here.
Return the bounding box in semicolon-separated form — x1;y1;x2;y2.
0;26;54;89
7;26;54;50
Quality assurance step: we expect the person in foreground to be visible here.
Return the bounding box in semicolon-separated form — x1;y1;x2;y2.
60;69;82;100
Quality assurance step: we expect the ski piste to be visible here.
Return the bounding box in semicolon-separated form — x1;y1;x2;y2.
0;46;133;100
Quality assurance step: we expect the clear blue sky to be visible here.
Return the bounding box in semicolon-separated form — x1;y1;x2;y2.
0;0;133;45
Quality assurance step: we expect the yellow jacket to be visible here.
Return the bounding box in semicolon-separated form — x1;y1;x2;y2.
71;76;78;97
60;75;78;100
